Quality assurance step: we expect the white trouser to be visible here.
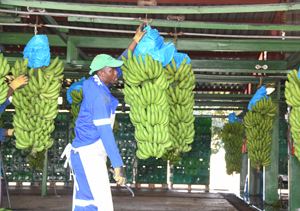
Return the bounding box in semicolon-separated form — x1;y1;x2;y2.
61;113;116;211
61;140;113;211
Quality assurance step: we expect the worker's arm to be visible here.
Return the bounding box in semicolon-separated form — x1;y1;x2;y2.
0;98;11;115
0;128;14;141
92;95;123;168
115;23;147;78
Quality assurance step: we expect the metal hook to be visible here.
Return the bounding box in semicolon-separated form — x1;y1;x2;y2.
35;15;38;35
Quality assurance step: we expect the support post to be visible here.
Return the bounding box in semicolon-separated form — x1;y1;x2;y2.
240;153;248;191
289;155;300;211
67;37;79;64
248;159;260;195
264;82;280;203
41;149;48;197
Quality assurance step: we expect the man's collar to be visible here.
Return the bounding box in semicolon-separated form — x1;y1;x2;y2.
93;75;103;86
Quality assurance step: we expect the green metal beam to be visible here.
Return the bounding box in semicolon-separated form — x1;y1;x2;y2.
2;0;300;14
249;159;261;195
194;101;248;107
41;149;48;197
289;154;300;211
69;17;300;32
62;59;290;72
191;60;287;70
264;82;280;203
175;39;300;52
240;153;248;191
0;16;20;23
41;13;90;61
194;94;254;99
2;33;300;52
0;33;66;46
4;54;290;74
194;75;278;84
264;102;279;203
286;52;300;69
67;37;79;63
194;68;291;74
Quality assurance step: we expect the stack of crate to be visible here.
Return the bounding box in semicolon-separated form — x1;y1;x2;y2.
136;157;167;184
108;114;136;184
47;113;70;182
171;118;211;186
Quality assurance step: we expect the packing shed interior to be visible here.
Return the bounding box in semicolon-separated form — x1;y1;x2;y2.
0;0;300;210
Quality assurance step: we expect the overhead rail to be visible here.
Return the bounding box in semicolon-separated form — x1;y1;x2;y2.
1;0;300;14
1;22;300;40
1;9;300;31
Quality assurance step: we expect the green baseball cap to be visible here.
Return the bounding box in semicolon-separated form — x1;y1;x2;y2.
89;54;124;75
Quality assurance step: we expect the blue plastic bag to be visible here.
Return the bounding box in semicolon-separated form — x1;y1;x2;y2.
236;118;243;123
133;25;176;67
228;112;236;123
67;77;85;105
297;68;300;79
248;86;269;111
23;35;50;68
171;52;191;69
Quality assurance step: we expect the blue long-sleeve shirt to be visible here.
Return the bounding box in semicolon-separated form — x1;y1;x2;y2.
0;99;11;141
0;98;10;115
72;49;128;168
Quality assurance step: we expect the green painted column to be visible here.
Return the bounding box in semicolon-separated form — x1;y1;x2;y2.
240;153;248;191
264;102;279;203
289;154;300;211
41;149;48;197
248;159;261;195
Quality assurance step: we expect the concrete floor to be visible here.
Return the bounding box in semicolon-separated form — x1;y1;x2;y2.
0;186;254;211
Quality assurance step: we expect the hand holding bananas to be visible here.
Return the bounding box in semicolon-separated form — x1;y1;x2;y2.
244;96;276;169
113;166;126;185
133;23;147;43
221;122;244;175
9;74;29;90
7;129;14;136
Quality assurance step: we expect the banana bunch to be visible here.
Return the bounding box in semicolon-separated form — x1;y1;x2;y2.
164;58;195;153
70;105;81;129
0;208;12;211
0;54;11;104
121;50;171;159
69;88;84;139
28;147;45;170
12;57;64;154
284;69;300;161
70;88;83;104
221;122;244;175
121;51;169;89
162;149;182;164
244;97;276;168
